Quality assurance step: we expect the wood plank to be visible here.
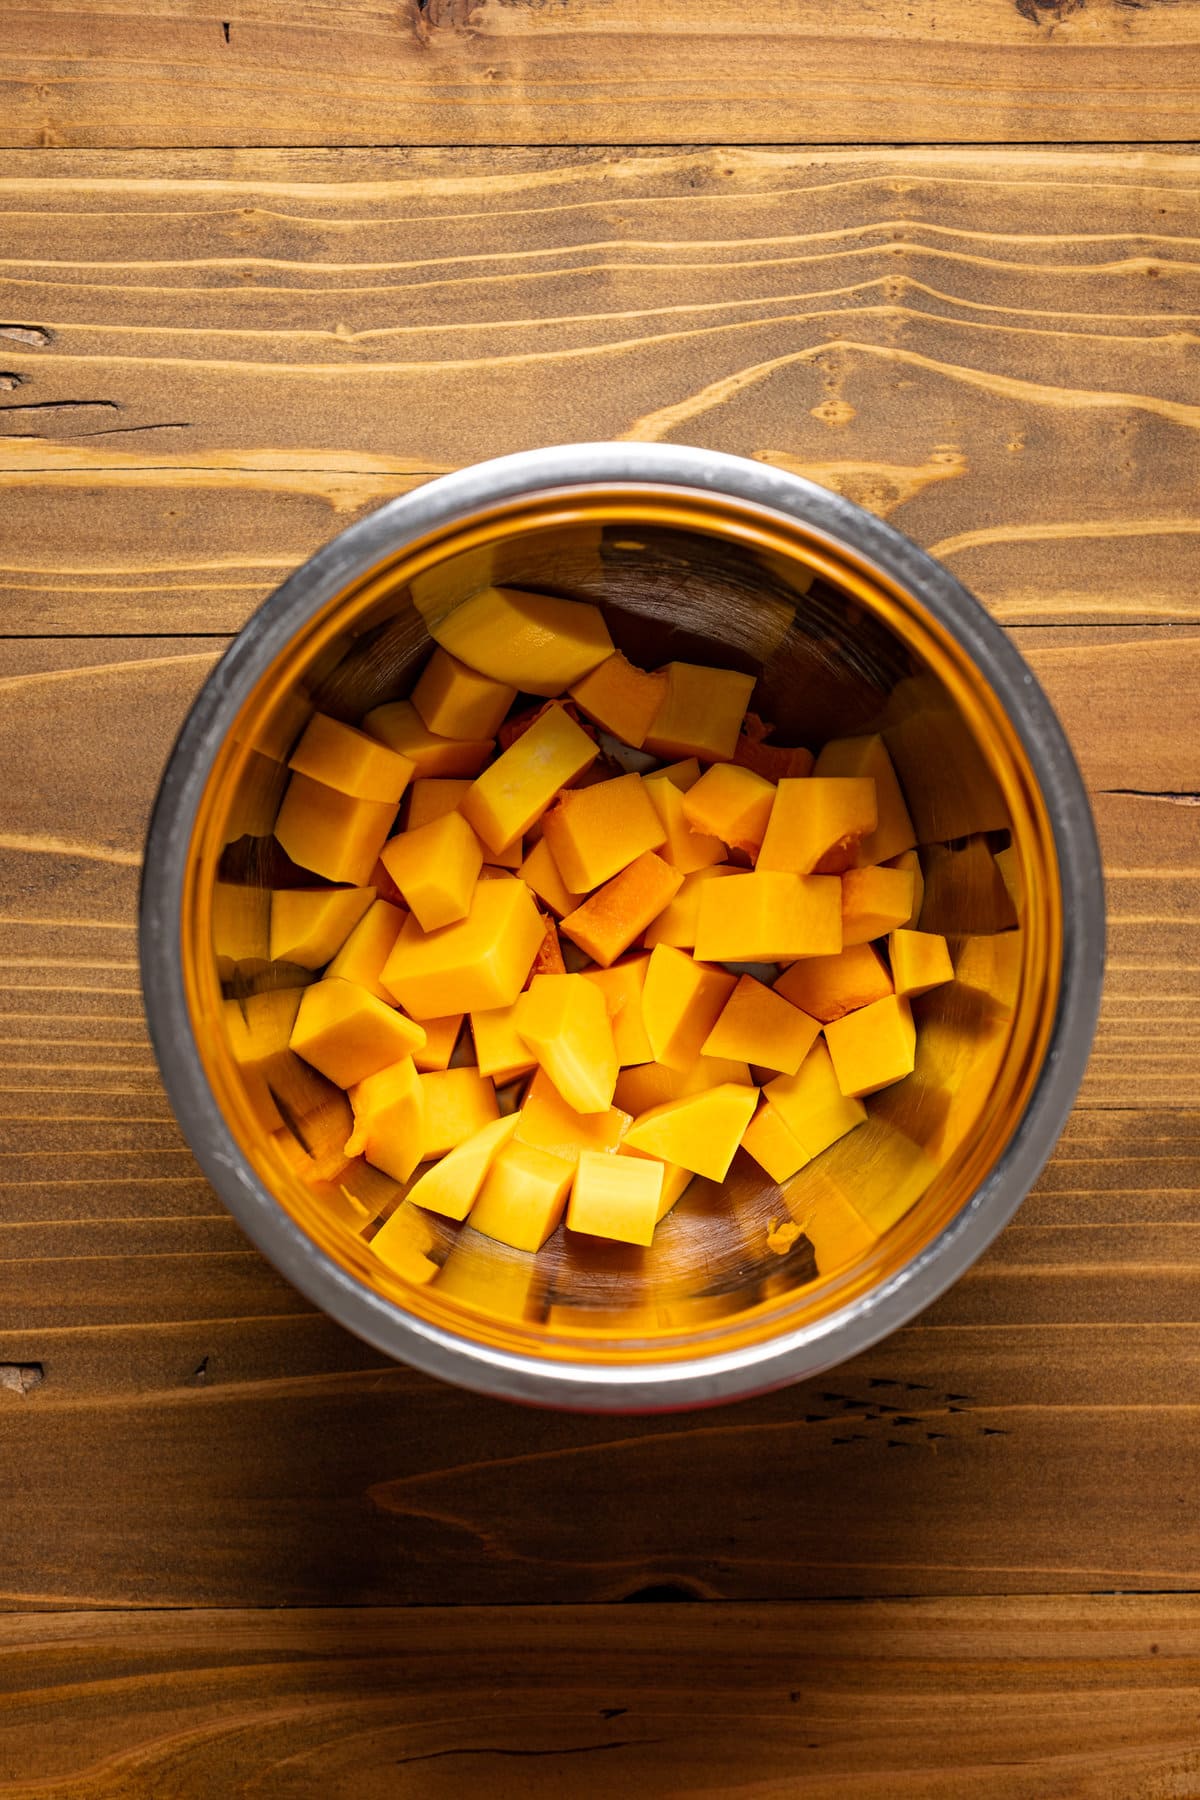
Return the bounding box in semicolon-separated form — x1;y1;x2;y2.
1;1600;1198;1799
3;2;1200;149
3;148;1200;630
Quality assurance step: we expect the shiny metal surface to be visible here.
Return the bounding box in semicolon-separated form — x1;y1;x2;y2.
140;443;1104;1411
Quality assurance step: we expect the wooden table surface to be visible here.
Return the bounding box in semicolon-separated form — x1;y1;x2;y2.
3;7;1200;1794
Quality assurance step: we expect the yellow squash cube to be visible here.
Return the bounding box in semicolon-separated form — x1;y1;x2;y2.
406;777;521;870
644;662;756;763
569;651;668;748
682;763;776;856
813;733;916;866
581;953;653;1066
694;871;842;963
363;699;493;778
567;1149;664;1247
889;928;953;998
469;1140;575;1251
275;773;396;886
741;1102;810;1183
345;1057;426;1183
429;586;613;696
290;978;426;1088
620;1145;695;1220
381;876;544;1017
841;865;916;946
623;1082;759;1182
643;772;726;875
540;772;665;893
641;945;736;1072
764;1039;867;1158
381;809;483;932
407;1113;521;1222
461;702;597;854
267;886;374;970
614;1054;751;1116
516;1067;632;1164
757;777;878;876
515;972;618;1114
702;973;820;1076
643;864;737;950
412;645;516;741
824;994;917;1097
288;711;414;804
518;835;585;918
418;1066;500;1158
412;1013;464;1073
327;898;407;1000
774;942;893;1023
560;851;682;968
470;1000;538;1083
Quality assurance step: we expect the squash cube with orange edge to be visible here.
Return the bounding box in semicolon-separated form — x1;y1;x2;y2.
824;994;916;1098
428;587;613;697
290;978;426;1088
461;702;598;854
275;774;397;886
643;772;726;875
644;662;756;763
889;928;953;998
702;973;820;1076
288;711;414;804
515;1067;632;1164
345;1057;426;1183
641;945;736;1073
363;699;493;778
841;865;915;946
412;646;516;741
560;851;683;968
569;651;668;749
682;763;776;856
540;772;665;893
382;876;544;1017
764;1039;867;1159
515;973;618;1114
406;1113;520;1222
813;733;916;866
567;1150;664;1247
469;1140;576;1251
623;1082;759;1182
758;777;877;876
581;953;653;1065
774;943;893;1023
381;809;482;932
694;871;842;964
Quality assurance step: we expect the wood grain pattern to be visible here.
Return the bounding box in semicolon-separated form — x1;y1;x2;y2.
2;1600;1199;1798
4;2;1200;149
4;149;1200;630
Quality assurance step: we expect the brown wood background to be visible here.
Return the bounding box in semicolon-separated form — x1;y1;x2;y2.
2;11;1200;1794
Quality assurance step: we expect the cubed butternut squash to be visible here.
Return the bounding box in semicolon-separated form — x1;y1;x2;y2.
288;711;414;804
757;777;878;876
644;662;756;763
406;1113;520;1222
380;809;482;932
613;1054;751;1116
619;1145;695;1220
567;1150;663;1247
541;772;665;893
580;953;653;1066
515;972;618;1113
363;699;493;778
471;1000;538;1083
461;702;598;854
569;651;668;748
694;871;842;963
290;978;426;1088
268;886;374;970
412;1013;465;1073
275;773;396;886
641;945;736;1072
412;646;516;741
774;942;893;1023
824;994;917;1097
515;1067;632;1164
430;586;613;696
682;763;776;857
560;851;683;967
417;1066;500;1157
702;973;821;1076
381;876;544;1017
327;898;407;1000
643;772;726;875
643;864;738;950
889;928;954;998
841;864;916;946
764;1040;867;1159
741;1101;810;1183
344;1057;426;1183
885;847;925;928
518;835;585;918
469;1140;575;1251
623;1082;759;1182
813;733;916;865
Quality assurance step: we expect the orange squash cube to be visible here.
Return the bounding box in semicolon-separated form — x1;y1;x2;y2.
824;994;917;1097
682;763;776;856
614;1054;751;1116
643;864;737;950
469;1140;575;1251
641;945;736;1072
381;876;544;1017
404;777;522;869
344;1057;426;1183
275;773;396;886
774;942;894;1023
885;847;925;928
268;886;374;970
569;650;668;748
702;973;821;1076
290;978;426;1088
412;1013;464;1073
581;953;653;1066
567;1149;663;1247
842;865;916;946
412;645;516;741
364;699;493;778
518;835;585;918
757;777;877;876
741;1102;810;1183
429;586;613;697
461;702;598;854
623;1083;759;1182
288;711;414;805
515;1067;632;1164
620;1145;695;1220
694;871;842;963
515;973;618;1114
540;772;665;893
560;851;683;968
643;772;726;875
381;809;482;932
813;733;916;865
327;898;407;1000
471;1000;538;1084
889;928;953;998
417;1066;500;1157
644;662;756;763
764;1039;867;1158
406;1113;520;1222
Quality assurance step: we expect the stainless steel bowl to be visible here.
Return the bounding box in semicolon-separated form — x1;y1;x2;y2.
140;443;1104;1411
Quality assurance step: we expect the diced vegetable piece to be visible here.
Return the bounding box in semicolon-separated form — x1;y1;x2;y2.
644;662;756;763
406;1113;521;1222
407;776;522;868
412;1014;464;1073
643;864;737;950
369;857;407;909
560;851;683;968
841;865;915;946
643;772;726;875
619;1145;694;1220
764;1040;867;1158
515;972;618;1113
268;886;374;970
381;810;482;932
516;1068;632;1163
569;650;668;748
757;777;878;876
381;876;544;1017
641;945;737;1072
813;734;916;865
461;702;598;854
885;847;925;927
429;587;613;696
532;913;565;975
581;953;653;1066
774;942;894;1023
290;978;426;1087
614;1054;751;1116
288;711;414;804
733;718;815;782
275;774;396;885
470;1141;575;1251
417;1066;500;1157
328;898;407;1000
953;931;1023;1015
412;646;516;741
824;994;917;1097
345;1057;426;1182
682;763;776;856
364;699;493;778
471;1000;538;1083
541;772;665;893
694;871;842;963
741;1102;810;1183
623;1083;759;1181
568;1150;663;1247
889;928;954;998
702;973;821;1076
518;836;585;919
